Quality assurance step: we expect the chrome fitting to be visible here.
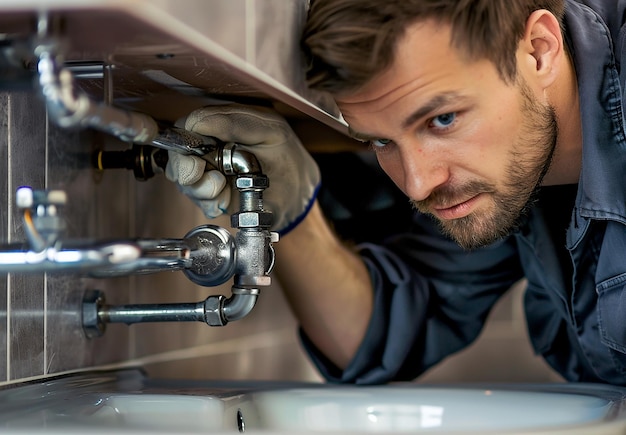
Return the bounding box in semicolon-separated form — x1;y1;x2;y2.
182;225;237;287
231;211;273;229
235;175;269;190
82;290;106;339
204;295;227;326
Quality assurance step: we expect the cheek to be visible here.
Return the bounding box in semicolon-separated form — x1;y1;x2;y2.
460;116;519;177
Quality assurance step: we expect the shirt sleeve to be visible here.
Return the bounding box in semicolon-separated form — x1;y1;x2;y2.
301;213;524;384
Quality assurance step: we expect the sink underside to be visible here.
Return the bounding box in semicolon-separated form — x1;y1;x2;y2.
0;370;626;434
0;0;347;133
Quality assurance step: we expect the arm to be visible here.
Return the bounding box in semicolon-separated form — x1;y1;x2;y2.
274;200;372;370
291;211;524;384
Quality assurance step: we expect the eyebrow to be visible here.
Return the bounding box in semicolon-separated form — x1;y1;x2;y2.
348;91;469;142
401;92;467;129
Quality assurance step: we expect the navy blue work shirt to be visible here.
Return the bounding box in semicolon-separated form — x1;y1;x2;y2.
302;0;626;385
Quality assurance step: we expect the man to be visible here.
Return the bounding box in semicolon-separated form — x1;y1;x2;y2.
165;0;626;385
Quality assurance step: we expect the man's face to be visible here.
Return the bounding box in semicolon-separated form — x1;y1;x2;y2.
336;20;557;250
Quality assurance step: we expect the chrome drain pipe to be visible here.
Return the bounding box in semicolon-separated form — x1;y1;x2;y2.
83;288;260;338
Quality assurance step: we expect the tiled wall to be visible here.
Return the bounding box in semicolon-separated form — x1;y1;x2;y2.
0;91;131;383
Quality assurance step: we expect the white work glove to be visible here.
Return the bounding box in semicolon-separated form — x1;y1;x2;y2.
165;105;321;236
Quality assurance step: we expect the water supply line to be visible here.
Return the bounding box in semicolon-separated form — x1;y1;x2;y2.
37;47;158;144
36;41;235;158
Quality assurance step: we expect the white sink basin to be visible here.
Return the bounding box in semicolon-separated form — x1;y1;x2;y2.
78;394;232;431
0;370;625;434
243;387;614;432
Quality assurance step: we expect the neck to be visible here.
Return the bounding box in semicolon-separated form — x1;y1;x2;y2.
541;53;582;186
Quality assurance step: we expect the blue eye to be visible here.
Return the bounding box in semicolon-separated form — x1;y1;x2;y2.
370;138;392;148
431;112;457;129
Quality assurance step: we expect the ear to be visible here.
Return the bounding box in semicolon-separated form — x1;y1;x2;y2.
518;10;564;89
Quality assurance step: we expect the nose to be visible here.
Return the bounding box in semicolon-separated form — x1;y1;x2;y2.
380;144;450;202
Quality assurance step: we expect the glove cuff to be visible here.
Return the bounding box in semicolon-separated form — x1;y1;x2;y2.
276;183;321;237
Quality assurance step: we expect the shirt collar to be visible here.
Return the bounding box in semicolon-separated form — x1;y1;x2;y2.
564;1;626;241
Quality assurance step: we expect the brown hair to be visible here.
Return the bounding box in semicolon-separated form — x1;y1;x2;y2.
302;0;565;94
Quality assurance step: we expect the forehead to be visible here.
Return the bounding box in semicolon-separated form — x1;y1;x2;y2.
335;19;485;120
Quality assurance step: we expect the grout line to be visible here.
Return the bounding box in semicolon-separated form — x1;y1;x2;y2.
44;106;49;188
5;94;11;381
43;274;48;375
5;279;8;382
43;109;49;376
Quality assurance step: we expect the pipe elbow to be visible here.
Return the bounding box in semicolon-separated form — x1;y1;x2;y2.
203;288;259;326
222;290;259;323
222;143;262;175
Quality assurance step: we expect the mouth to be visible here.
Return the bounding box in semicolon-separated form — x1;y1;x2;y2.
431;193;485;220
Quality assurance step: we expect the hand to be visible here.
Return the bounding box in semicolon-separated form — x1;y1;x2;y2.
165;104;321;235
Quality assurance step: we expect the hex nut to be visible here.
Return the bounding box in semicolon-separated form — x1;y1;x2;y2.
204;295;226;326
231;211;273;228
236;175;269;190
82;290;106;339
